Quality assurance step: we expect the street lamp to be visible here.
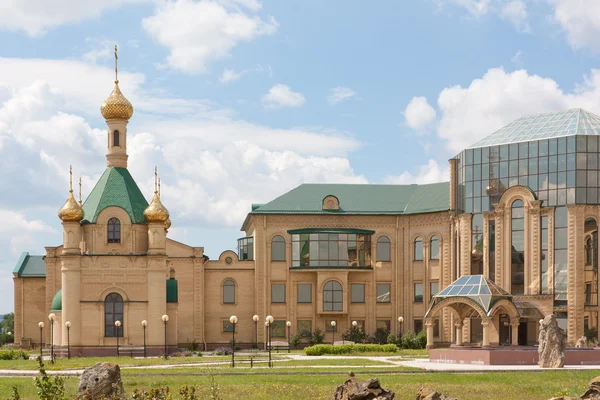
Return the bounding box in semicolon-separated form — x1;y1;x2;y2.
330;321;337;345
48;313;56;363
398;316;404;336
162;314;169;358
114;320;121;357
265;315;274;368
252;314;259;349
141;320;147;358
65;321;71;359
286;321;292;353
38;322;44;358
229;315;238;367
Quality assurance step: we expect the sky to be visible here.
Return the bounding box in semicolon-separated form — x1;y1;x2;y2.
1;0;600;313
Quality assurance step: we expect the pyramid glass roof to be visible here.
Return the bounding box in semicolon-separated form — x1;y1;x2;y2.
468;108;600;148
426;275;513;316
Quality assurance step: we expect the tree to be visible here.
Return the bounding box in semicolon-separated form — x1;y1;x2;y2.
0;313;14;344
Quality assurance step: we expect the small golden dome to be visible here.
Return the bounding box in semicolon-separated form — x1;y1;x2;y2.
100;80;134;120
471;247;483;261
165;218;172;231
144;192;169;223
58;191;84;222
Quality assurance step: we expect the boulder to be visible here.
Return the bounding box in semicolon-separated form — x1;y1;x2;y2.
576;336;590;348
538;314;566;368
333;373;394;400
77;362;124;400
547;375;600;400
416;387;459;400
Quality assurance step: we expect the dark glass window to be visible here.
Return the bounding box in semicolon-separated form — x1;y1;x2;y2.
430;236;439;260
414;282;423;303
511;200;525;295
376;320;391;332
376;236;391;262
223;279;235;304
271;321;286;337
238;237;254;260
271;283;286;304
271;235;285;261
107;218;120;243
430;281;439;300
489;219;496;282
376;283;390;303
351;283;365;303
555;207;568;303
541;216;549;294
104;293;123;337
223;320;235;332
298;283;312;303
414;319;423;334
113;130;120;147
414;237;423;261
291;233;371;268
323;281;343;311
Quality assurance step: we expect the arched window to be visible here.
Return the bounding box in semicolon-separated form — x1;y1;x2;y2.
271;235;286;261
511;200;525;295
323;280;343;311
107;218;120;243
414;237;423;261
113;130;120;147
223;279;235;304
586;237;594;266
104;293;123;337
376;236;391;262
430;236;439;260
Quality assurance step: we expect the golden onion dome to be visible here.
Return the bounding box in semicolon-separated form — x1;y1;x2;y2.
165;218;172;231
144;192;169;223
100;80;134;120
58;191;84;222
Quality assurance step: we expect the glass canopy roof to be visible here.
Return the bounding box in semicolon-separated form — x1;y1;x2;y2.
427;275;512;314
469;108;600;148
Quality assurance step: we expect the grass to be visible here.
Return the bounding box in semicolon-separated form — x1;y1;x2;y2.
2;370;598;399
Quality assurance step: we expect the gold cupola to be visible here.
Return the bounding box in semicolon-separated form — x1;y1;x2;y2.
144;168;169;223
100;45;134;121
58;166;84;222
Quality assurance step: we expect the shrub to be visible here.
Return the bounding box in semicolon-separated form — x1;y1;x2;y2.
212;347;232;355
386;333;401;347
290;332;302;349
309;329;325;346
400;330;427;349
171;350;195;357
374;328;389;345
0;349;29;360
341;326;366;344
187;339;199;352
34;356;66;400
304;343;398;355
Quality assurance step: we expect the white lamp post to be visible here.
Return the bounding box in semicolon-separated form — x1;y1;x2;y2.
114;320;122;356
253;314;259;348
48;313;56;363
286;321;292;353
162;314;169;358
38;322;44;358
265;316;274;367
141;320;148;358
331;320;337;345
229;315;238;367
65;321;71;359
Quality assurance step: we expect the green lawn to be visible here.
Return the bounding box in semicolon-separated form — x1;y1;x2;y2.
2;369;598;399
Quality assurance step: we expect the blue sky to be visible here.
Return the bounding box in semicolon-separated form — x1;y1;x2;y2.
1;0;600;313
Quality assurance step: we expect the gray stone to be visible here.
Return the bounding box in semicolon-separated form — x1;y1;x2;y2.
576;336;590;348
547;376;600;399
416;387;459;400
333;373;394;400
538;314;566;368
77;362;124;400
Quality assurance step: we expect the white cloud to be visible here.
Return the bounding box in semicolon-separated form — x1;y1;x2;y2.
219;69;245;83
0;0;143;37
550;0;600;52
511;50;523;65
441;0;529;32
0;210;56;256
262;84;306;109
82;39;117;64
327;87;357;106
384;159;449;185
142;0;278;74
500;0;529;32
404;96;437;130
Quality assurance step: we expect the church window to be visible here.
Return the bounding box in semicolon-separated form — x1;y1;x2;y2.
271;235;285;261
511;200;525;295
113;130;120;147
223;279;235;304
376;236;391;262
108;218;121;243
105;293;123;337
323;280;343;311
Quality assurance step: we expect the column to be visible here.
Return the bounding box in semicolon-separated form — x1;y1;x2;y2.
510;319;520;346
425;319;435;349
482;318;490;347
455;322;463;346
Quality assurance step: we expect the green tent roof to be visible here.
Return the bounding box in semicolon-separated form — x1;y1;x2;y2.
13;252;46;278
51;289;62;312
82;167;149;224
248;183;449;216
166;278;178;303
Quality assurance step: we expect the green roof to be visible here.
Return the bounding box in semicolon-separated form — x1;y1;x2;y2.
166;278;178;303
248;183;449;216
13;252;46;278
82;167;149;224
51;289;62;312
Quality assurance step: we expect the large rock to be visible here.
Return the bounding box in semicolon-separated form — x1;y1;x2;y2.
576;336;590;348
416;387;458;400
548;376;600;399
538;314;566;368
333;373;394;400
77;362;124;400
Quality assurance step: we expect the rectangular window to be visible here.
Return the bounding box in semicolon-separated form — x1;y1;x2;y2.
351;283;365;303
376;320;390;332
376;283;391;303
271;283;286;304
223;320;235;333
540;216;549;294
414;319;423;333
271;321;286;337
237;237;254;261
429;281;439;300
414;239;423;261
326;320;338;332
297;284;312;304
414;282;423;303
433;319;440;338
297;320;312;336
291;232;372;268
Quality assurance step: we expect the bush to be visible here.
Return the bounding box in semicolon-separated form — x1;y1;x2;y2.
309;329;325;346
373;328;388;345
0;349;29;360
212;347;232;356
187;339;199;352
341;326;366;344
400;330;427;349
290;333;302;349
304;343;398;355
386;333;401;347
171;350;197;357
